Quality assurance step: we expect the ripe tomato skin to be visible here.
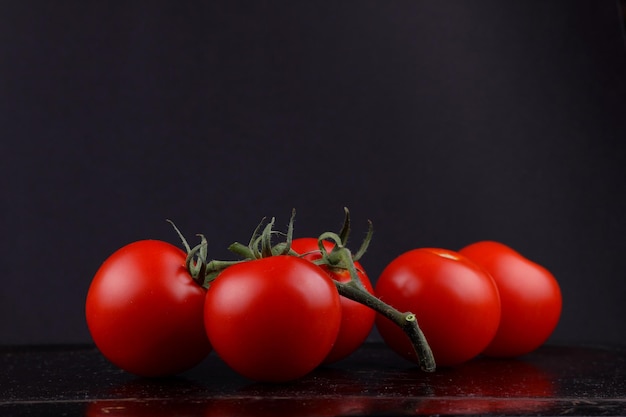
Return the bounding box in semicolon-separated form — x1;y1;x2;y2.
204;255;342;382
291;237;375;364
85;240;211;377
459;241;562;358
375;248;501;367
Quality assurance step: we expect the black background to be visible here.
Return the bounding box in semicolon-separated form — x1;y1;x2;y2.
1;1;625;346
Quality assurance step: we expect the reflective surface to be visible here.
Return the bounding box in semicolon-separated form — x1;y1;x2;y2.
1;343;625;416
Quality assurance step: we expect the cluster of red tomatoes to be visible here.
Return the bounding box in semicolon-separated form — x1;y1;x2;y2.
85;209;562;382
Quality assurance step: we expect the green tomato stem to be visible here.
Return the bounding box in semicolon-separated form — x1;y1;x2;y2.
334;279;435;372
313;230;436;373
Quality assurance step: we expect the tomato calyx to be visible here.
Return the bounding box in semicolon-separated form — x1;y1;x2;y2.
227;211;299;261
167;210;300;289
167;220;239;288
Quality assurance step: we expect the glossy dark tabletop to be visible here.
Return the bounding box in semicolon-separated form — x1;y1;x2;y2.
1;343;625;416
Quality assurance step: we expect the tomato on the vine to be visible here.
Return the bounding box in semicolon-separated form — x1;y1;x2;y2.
375;248;501;367
291;237;375;364
85;240;211;377
204;255;342;382
459;240;562;358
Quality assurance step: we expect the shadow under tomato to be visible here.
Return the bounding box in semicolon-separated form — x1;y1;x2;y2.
236;366;369;395
202;367;374;416
203;397;371;417
84;351;560;417
85;399;207;417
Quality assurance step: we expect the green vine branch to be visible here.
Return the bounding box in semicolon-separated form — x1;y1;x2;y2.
166;208;436;372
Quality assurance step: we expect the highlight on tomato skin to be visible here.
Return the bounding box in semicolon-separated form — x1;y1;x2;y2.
459;240;563;358
375;247;502;367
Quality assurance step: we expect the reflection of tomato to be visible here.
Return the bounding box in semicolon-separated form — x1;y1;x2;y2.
371;354;555;415
375;248;501;366
204;255;342;382
85;240;211;377
459;241;562;357
415;357;556;415
86;399;207;417
204;397;370;417
430;357;555;397
85;378;208;417
415;397;552;415
204;366;374;416
291;237;375;364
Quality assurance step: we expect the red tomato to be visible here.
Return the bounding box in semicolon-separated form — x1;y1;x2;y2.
85;240;211;377
375;248;501;367
204;255;342;382
291;237;375;364
459;241;562;357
